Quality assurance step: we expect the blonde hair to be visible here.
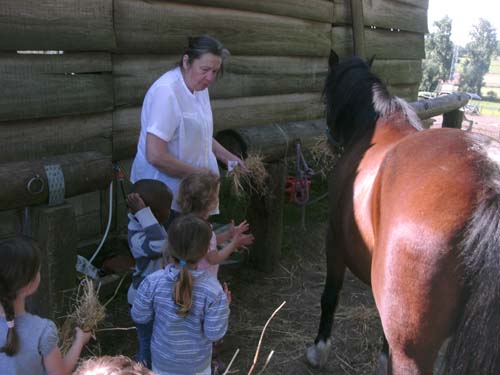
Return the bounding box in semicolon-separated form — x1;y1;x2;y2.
177;172;220;214
168;214;211;317
74;355;153;375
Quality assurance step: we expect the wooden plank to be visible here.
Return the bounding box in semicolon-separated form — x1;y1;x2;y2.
168;0;334;23
371;60;422;86
333;0;428;33
113;93;324;161
387;84;419;102
0;52;113;121
0;113;112;162
393;0;428;10
332;27;425;60
0;152;113;210
410;93;470;120
113;54;328;106
0;210;19;239
114;0;331;56
0;0;115;51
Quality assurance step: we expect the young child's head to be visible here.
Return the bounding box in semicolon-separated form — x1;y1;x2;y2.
131;179;173;223
0;237;41;356
167;214;212;317
74;355;153;375
177;172;220;217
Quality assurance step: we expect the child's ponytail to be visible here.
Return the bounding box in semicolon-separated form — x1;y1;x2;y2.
167;214;212;317
173;264;193;317
0;294;19;356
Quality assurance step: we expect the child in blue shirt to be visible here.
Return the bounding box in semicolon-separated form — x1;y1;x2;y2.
131;214;230;375
126;179;173;369
0;237;91;375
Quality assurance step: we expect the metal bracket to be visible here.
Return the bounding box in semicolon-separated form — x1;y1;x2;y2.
44;164;65;206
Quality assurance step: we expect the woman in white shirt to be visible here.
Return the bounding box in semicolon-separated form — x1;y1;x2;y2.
131;35;244;220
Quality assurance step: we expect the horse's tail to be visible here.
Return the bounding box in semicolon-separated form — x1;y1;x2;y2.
442;189;500;374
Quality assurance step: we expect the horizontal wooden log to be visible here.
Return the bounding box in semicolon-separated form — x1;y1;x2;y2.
0;0;115;51
113;92;324;160
333;0;427;33
392;0;428;9
216;119;327;161
0;52;113;121
114;0;331;56
372;60;422;86
168;0;333;22
0;113;112;162
113;54;328;107
409;93;470;120
0;152;113;210
332;27;425;60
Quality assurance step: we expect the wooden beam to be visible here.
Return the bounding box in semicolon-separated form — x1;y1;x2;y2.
350;0;366;59
0;0;115;51
113;54;328;107
0;152;113;210
409;93;470;120
166;0;334;23
0;113;112;163
114;0;331;56
0;52;113;121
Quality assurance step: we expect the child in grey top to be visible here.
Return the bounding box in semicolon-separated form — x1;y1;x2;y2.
126;179;172;369
0;237;91;375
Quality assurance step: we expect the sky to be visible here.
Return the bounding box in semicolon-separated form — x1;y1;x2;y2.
427;0;500;47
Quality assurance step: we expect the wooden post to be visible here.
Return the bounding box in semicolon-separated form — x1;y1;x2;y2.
350;0;366;59
442;109;464;129
27;203;78;320
247;161;287;272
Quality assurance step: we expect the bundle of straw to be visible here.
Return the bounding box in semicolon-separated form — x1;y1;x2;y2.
228;153;268;197
310;135;339;178
60;277;106;354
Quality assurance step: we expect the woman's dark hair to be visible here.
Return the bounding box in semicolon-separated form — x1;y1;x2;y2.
168;214;211;317
0;237;41;356
180;35;230;77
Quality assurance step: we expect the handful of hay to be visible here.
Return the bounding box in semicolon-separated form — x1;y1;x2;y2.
228;153;268;196
310;135;339;178
59;277;106;354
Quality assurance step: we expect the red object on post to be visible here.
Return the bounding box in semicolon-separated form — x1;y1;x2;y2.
285;176;311;204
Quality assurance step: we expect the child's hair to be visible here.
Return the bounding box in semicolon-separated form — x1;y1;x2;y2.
131;179;173;221
0;237;41;356
168;214;212;317
177;172;220;214
74;355;153;375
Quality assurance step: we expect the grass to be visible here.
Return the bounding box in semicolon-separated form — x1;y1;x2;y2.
470;99;500;116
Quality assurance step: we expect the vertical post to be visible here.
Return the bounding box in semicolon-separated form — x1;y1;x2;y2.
442;109;464;129
247;160;287;272
28;203;78;319
350;0;366;59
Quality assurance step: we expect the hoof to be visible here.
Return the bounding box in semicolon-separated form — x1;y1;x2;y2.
306;339;331;368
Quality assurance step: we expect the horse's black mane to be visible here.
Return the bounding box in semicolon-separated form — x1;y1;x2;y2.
324;57;420;147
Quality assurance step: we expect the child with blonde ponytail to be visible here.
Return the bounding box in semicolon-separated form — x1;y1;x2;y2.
131;214;230;375
0;237;91;375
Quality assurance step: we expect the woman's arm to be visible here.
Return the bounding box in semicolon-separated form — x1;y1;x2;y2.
146;133;203;178
212;138;245;169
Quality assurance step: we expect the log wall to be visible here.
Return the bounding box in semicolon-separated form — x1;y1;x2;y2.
0;0;428;243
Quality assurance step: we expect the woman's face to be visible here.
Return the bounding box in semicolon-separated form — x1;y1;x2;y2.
182;53;222;92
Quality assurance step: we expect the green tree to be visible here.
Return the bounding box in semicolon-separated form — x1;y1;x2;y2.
420;16;454;92
459;19;497;94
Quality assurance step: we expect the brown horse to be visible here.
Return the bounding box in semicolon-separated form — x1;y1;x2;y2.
307;56;500;374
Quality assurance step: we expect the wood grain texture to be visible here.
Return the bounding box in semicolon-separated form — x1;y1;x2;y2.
0;52;113;121
0;0;115;51
114;0;331;56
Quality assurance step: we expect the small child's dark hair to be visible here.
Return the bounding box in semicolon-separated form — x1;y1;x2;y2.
131;179;173;221
0;236;41;356
73;355;154;375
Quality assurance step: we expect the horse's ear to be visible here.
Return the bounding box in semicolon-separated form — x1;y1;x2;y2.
329;50;339;69
367;55;376;68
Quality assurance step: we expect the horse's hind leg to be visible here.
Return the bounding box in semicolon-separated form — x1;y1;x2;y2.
307;229;346;367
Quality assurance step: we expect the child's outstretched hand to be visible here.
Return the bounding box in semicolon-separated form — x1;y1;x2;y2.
223;282;232;305
231;230;254;250
74;327;92;346
126;193;146;214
